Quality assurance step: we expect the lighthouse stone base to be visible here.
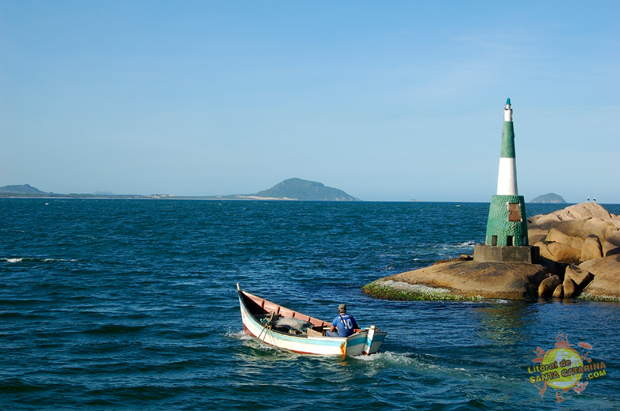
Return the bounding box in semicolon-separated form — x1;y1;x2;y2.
474;244;540;264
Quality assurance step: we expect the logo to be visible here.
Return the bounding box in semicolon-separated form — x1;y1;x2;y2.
528;332;606;403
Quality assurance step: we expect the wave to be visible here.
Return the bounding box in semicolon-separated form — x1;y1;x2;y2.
1;257;78;263
438;241;476;249
83;324;147;335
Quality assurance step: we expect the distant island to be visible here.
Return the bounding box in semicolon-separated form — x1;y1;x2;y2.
0;178;360;201
215;178;360;201
530;193;567;204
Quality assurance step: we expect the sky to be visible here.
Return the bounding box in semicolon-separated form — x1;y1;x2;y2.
1;1;618;202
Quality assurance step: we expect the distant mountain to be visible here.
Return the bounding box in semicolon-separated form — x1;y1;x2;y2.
237;178;360;201
0;184;46;194
530;193;567;204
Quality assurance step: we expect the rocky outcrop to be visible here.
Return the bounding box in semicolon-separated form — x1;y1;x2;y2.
528;203;620;301
535;264;596;299
364;203;619;302
362;260;548;300
529;203;620;264
528;202;618;228
579;255;620;300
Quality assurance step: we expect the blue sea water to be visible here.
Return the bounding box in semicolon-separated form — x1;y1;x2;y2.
1;199;619;410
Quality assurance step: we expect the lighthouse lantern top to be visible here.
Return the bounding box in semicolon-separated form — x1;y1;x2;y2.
504;98;513;122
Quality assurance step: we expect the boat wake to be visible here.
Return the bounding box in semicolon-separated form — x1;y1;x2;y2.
225;330;253;341
355;351;416;365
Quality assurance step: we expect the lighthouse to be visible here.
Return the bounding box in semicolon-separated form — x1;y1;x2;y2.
496;99;518;196
474;99;538;263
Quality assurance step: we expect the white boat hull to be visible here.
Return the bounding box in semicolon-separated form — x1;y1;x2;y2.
238;284;387;356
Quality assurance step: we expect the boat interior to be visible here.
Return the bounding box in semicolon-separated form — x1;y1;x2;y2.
241;290;332;337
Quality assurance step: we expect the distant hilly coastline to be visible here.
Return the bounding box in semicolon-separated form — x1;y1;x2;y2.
0;179;360;201
0;184;165;199
0;184;45;194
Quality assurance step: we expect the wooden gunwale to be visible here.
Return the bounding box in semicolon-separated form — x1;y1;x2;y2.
240;289;330;328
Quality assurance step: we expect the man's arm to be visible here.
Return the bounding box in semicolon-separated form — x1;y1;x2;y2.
330;317;338;332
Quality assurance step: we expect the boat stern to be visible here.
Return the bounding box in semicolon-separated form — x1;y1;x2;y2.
362;326;387;355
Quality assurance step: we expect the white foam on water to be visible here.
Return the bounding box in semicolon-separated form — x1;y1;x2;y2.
226;330;252;341
355;351;416;365
3;257;78;263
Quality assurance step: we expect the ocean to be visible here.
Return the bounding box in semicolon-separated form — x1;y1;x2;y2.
1;199;619;410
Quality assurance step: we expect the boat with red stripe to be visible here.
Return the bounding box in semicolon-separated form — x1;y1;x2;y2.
237;283;387;356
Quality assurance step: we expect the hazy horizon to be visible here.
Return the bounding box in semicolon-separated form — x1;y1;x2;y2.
1;180;615;205
2;1;618;203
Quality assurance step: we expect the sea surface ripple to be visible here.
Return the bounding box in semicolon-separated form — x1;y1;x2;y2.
1;199;619;410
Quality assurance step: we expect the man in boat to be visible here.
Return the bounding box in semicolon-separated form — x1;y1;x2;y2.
326;304;359;337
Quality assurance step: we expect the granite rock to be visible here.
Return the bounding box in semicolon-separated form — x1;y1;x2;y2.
553;284;564;299
367;260;548;300
565;264;593;289
538;275;561;297
563;277;577;298
579;255;620;299
581;235;603;262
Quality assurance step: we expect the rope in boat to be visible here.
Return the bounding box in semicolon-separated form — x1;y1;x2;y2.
257;312;277;341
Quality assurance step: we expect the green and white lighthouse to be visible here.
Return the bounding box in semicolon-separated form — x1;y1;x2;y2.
474;99;538;263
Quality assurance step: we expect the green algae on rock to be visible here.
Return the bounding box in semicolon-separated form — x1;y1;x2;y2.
363;260;548;301
362;280;482;301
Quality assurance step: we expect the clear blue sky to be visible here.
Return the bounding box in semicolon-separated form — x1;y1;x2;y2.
1;1;618;202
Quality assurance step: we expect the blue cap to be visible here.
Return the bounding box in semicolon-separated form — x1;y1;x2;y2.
506;98;511;105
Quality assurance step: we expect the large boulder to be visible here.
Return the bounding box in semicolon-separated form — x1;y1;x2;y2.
563;277;577;298
364;260;548;300
528;203;617;228
579;219;617;245
581;235;603;262
603;231;620;257
553;284;564;298
528;203;620;264
536;241;581;264
539;275;561;297
565;264;593;289
579;255;620;299
546;228;584;249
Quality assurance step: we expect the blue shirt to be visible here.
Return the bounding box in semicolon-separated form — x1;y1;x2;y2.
331;313;357;337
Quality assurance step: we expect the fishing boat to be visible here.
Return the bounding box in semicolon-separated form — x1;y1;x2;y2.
237;284;387;356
